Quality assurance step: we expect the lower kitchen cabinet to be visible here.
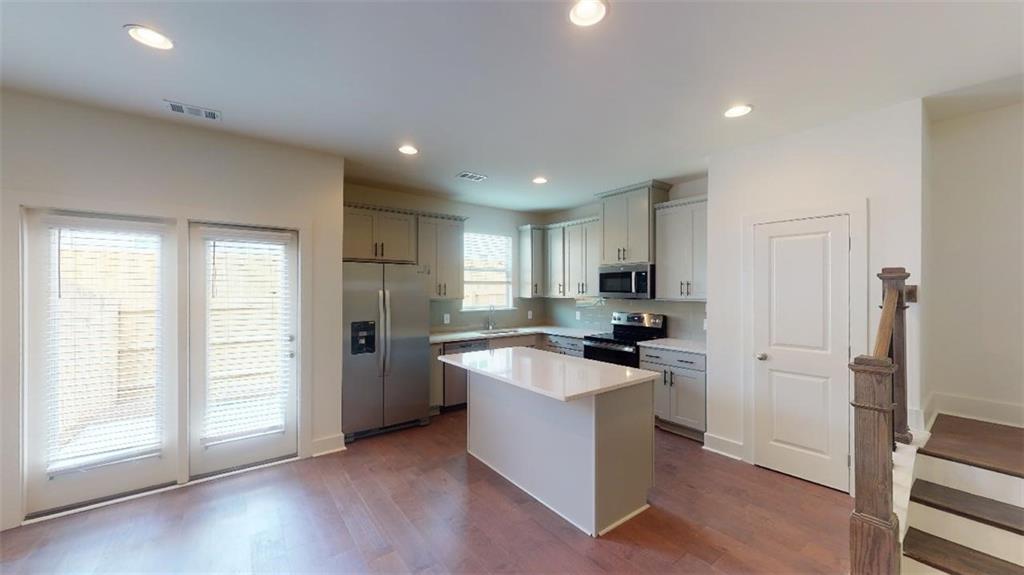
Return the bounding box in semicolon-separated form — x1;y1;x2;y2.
541;334;583;357
640;347;706;434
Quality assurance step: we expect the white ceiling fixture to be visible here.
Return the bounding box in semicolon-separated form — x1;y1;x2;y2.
123;24;173;50
569;0;607;27
723;104;753;118
532;176;548;184
398;144;418;155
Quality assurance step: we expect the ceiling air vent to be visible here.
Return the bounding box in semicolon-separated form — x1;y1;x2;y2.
164;100;222;122
456;171;488;182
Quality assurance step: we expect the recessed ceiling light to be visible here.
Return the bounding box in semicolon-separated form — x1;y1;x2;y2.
532;176;548;184
569;0;607;27
124;24;174;50
398;144;419;155
724;104;753;118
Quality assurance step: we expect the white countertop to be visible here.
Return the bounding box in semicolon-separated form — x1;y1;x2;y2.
429;325;601;345
438;347;659;402
637;338;707;354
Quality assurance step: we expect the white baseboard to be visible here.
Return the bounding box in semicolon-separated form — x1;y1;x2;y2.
929;392;1024;428
702;433;746;461
312;433;347;457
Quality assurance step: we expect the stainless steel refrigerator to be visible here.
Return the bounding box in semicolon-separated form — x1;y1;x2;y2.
343;262;430;440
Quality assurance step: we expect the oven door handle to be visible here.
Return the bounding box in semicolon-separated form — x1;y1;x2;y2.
583;340;636;354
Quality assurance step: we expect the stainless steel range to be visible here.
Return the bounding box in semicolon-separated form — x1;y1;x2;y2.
583;312;666;367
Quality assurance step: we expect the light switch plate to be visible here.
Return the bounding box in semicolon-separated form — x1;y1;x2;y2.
527;310;533;320
575;311;582;321
703;318;708;331
443;313;451;325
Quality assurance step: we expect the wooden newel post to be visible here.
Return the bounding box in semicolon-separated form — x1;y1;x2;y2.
849;355;900;575
878;267;912;445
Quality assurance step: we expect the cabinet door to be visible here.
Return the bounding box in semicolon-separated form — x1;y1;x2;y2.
689;202;707;300
546;226;565;297
418;218;439;298
437;220;464;300
429;343;444;407
624;189;650;263
343;208;377;260
583;220;602;297
601;194;629;264
669;367;706;431
642;364;671;420
531;228;545;297
655;206;692;301
518;227;545;298
565;224;585;297
376;212;416;263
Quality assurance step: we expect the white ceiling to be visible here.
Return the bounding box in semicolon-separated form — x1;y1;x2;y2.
2;2;1020;212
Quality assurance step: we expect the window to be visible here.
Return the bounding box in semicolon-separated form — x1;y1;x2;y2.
462;232;513;310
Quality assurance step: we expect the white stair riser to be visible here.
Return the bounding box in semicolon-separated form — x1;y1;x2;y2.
916;454;1024;507
908;501;1024;566
901;555;947;574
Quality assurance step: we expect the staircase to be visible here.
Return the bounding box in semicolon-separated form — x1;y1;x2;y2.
901;415;1024;574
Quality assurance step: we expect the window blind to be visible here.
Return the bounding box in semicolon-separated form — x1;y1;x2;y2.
463;232;512;310
202;239;292;445
45;226;164;474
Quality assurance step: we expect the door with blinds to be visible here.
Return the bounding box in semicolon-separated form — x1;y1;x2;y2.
188;224;298;477
24;211;178;515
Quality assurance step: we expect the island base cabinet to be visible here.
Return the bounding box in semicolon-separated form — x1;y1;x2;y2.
467;372;654;537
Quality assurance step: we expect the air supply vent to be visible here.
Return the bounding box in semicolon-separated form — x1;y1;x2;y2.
456;171;488;182
164;100;222;122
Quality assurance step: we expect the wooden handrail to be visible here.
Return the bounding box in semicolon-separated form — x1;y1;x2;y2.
872;287;899;358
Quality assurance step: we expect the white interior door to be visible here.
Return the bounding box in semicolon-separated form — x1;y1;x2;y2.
753;215;850;491
23;211;178;515
189;224;298;478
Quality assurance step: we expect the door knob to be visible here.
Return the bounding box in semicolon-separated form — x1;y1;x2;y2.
756;352;768;361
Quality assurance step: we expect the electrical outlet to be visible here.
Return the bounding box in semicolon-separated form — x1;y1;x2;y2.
527;310;533;320
443;313;451;325
575;311;582;321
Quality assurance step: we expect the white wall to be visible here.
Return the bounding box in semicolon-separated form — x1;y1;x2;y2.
0;90;345;530
923;102;1023;426
705;99;924;461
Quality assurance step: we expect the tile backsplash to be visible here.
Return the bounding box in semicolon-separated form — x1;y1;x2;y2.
429;298;548;332
544;298;707;341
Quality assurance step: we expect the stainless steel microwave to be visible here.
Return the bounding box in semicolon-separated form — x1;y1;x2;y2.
598;263;654;299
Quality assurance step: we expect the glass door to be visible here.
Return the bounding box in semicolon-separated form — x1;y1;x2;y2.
23;211;178;515
188;224;298;477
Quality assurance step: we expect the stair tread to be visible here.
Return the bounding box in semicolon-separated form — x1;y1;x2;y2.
911;479;1024;535
921;415;1024;479
903;528;1024;575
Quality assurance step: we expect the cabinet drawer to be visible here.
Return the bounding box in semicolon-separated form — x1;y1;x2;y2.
640;348;705;371
543;335;583;352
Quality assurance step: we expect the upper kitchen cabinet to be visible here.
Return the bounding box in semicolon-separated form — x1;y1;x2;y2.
546;225;567;298
343;206;416;263
518;225;545;298
419;216;465;300
600;180;670;265
655;197;707;301
565;218;601;297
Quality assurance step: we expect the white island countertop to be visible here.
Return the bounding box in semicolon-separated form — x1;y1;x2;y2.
439;347;659;402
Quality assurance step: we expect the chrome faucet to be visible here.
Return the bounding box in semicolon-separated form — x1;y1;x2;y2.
484;305;496;331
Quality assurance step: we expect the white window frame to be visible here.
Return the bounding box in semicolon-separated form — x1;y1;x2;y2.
461;232;514;311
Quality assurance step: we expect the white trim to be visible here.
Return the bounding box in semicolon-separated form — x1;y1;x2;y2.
597;504;650;537
927;392;1024;428
740;199;869;493
654;195;708;210
701;433;745;461
311;434;347;457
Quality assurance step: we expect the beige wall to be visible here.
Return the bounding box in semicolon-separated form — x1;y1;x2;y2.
923;102;1024;426
0;90;345;530
705;99;925;461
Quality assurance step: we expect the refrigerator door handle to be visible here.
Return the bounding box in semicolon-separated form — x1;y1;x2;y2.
377;289;386;375
384;289;393;374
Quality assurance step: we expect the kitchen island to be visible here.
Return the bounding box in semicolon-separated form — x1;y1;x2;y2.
438;346;659;537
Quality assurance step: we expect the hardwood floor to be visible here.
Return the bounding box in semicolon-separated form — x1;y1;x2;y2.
1;411;852;574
